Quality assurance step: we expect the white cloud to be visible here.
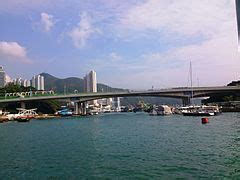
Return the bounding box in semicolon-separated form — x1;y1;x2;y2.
41;12;54;32
119;0;235;38
96;29;239;89
0;42;30;63
68;12;101;48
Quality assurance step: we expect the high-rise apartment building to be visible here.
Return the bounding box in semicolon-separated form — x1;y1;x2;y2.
31;74;45;90
37;75;41;90
83;70;97;93
31;75;36;88
40;76;44;90
0;66;6;88
16;77;22;86
21;80;31;87
27;80;31;87
84;70;97;105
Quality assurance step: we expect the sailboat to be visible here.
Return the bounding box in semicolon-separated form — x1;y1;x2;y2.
180;61;220;116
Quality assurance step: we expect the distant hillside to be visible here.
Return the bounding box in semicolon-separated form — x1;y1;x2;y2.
227;80;240;86
40;73;182;105
40;73;126;93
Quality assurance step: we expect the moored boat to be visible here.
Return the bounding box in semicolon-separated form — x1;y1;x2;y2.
7;108;38;122
182;111;215;116
179;105;220;116
55;107;73;116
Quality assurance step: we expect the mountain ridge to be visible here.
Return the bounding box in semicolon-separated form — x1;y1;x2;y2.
40;73;126;93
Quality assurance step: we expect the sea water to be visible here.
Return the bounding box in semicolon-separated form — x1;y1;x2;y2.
0;113;239;179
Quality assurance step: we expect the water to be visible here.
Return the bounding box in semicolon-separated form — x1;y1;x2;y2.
0;113;239;179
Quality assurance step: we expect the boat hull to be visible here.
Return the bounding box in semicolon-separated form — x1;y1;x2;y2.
182;112;215;116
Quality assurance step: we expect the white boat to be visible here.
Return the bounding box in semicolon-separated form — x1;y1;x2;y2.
177;61;220;116
177;105;220;116
7;108;38;121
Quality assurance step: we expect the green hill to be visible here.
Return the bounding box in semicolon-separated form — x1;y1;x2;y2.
40;73;181;105
40;73;126;93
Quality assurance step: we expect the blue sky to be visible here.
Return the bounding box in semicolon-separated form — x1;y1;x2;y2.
0;0;239;89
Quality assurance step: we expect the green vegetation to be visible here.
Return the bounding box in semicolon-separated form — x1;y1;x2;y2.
0;83;35;95
41;73;125;93
203;80;240;104
0;83;60;114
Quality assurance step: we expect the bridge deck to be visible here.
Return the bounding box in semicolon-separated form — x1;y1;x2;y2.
0;86;239;103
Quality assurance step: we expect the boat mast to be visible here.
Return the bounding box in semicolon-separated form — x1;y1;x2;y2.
190;61;193;105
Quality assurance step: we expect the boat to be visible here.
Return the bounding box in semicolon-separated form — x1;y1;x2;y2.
178;61;220;116
56;107;73;116
7;108;38;122
180;105;220;116
15;116;31;122
182;111;215;116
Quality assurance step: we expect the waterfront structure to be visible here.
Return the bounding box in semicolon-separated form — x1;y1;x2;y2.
98;98;112;106
0;66;6;88
112;97;121;112
84;70;97;105
1;86;240;115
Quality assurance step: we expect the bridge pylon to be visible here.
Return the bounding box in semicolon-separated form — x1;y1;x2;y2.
74;102;81;115
20;102;26;109
182;97;191;106
73;101;87;115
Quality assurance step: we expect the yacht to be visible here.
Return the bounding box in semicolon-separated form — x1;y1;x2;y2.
7;108;38;122
180;105;220;116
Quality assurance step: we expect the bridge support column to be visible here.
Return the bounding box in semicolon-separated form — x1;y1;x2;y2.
81;102;87;115
74;102;79;115
182;98;190;106
74;102;83;115
20;102;26;109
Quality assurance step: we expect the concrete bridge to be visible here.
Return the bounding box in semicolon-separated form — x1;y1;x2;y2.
0;86;239;114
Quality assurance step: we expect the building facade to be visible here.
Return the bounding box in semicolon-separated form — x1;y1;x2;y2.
83;70;97;106
0;66;6;88
84;70;97;93
31;74;45;90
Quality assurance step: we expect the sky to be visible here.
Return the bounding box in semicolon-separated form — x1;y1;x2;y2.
0;0;239;89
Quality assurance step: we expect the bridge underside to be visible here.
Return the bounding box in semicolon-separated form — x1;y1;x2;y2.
77;93;189;103
0;86;239;110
